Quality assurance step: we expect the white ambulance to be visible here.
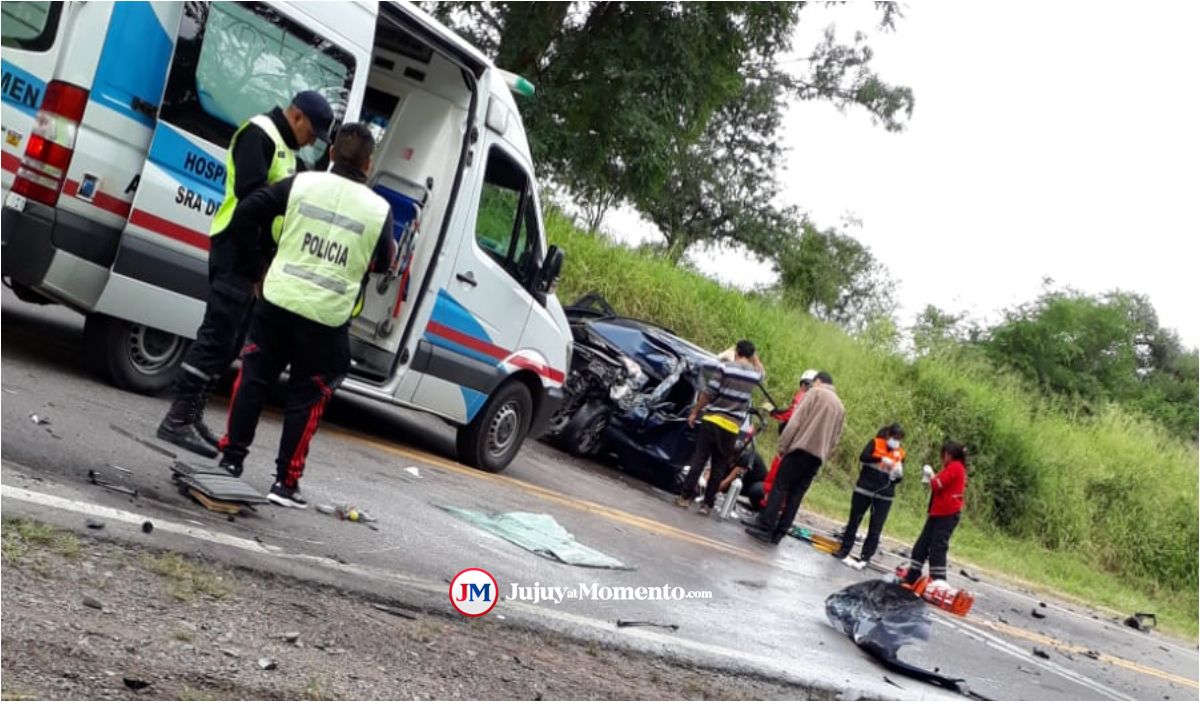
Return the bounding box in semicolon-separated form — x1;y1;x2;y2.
1;1;571;472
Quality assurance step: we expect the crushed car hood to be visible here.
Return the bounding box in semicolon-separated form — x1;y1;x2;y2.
576;317;717;381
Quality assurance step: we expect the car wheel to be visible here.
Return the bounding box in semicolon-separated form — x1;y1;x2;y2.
456;381;533;473
84;314;187;395
559;400;610;458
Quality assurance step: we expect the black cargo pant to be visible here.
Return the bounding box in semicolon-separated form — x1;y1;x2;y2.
173;233;256;397
838;490;894;561
759;449;822;540
677;420;738;507
903;513;961;584
221;300;350;488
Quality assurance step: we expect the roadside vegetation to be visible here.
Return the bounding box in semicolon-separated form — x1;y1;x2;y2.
546;212;1199;636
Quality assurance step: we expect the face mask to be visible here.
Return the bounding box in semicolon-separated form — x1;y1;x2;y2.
886;438;901;450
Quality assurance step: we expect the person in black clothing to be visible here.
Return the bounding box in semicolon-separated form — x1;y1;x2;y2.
157;92;334;458
833;423;906;568
217;124;396;505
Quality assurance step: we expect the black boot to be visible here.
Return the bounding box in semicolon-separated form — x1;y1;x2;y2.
193;380;221;451
157;395;218;458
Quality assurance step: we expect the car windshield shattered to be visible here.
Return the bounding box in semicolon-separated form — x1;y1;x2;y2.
544;292;761;491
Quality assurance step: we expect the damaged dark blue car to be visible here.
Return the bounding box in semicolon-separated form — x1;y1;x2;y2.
544;293;761;491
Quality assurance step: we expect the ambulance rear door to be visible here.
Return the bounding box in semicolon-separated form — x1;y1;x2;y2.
94;1;369;338
1;1;67;193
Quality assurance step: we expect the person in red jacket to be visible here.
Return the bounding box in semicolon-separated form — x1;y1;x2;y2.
902;441;968;586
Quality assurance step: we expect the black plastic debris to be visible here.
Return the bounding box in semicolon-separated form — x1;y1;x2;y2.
29;412;50;425
616;619;679;632
123;677;151;691
1030;608;1047;619
1033;648;1051;659
110;424;177;459
826;580;974;694
959;568;981;583
372;602;418;620
1084;649;1101;660
87;469;138;497
85;519;105;530
1124;612;1157;632
142;521;154;534
171;461;267;504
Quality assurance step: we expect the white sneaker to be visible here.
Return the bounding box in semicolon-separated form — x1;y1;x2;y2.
841;556;857;568
929;579;950;592
852;559;868;571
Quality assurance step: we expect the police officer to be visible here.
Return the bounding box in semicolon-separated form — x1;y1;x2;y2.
217;123;396;508
157;91;334;458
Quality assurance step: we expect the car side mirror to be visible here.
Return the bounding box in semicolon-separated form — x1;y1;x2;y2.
535;245;564;297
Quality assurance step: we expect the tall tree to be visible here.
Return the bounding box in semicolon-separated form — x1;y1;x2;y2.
775;222;896;333
424;2;913;238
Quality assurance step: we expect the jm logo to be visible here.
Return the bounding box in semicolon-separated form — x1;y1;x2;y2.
448;567;498;617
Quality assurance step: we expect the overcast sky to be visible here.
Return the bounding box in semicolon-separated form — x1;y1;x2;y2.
603;2;1200;348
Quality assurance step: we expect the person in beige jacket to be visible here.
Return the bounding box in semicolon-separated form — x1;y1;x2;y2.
746;370;845;544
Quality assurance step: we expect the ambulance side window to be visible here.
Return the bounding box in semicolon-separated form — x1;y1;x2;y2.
159;1;355;165
475;147;538;287
1;1;63;51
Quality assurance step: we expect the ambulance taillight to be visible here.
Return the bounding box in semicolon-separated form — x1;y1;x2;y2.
12;81;90;207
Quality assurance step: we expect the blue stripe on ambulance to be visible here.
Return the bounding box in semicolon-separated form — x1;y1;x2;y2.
90;2;174;129
1;60;47;118
423;289;495;421
147;123;226;212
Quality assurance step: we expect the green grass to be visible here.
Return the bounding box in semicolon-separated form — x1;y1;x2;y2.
142;552;234;602
2;517;81;566
545;209;1199;638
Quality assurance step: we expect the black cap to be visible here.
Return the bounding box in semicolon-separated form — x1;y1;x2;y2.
292;90;334;142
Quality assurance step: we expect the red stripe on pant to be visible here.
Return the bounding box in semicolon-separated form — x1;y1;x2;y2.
218;342;258;453
284;376;333;488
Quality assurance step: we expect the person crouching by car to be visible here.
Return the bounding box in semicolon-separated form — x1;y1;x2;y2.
834;423;906;570
674;340;763;516
902;441;968;587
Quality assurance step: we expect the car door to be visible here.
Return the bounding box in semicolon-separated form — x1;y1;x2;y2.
409;140;540;422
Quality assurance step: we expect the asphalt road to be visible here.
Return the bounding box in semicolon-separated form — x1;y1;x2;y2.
2;287;1196;701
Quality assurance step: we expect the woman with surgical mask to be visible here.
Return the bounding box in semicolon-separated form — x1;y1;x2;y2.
833;423;906;569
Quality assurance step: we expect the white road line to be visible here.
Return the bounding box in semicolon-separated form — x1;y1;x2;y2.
933;615;1132;701
0;483;954;702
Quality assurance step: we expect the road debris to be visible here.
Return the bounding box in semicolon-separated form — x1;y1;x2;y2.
826;580;972;694
82;596;104;610
441;507;630;569
29;412;51;425
84;519;106;530
959;568;981;583
109;424;177;459
1083;649;1101;660
1124;612;1157;632
1030;608;1046;619
404;466;421;478
1032;648;1051;659
279;632;301;643
372;603;418;620
257;657;277;671
87;469;138;497
316;504;335;515
141;521;154;534
122;677;151;691
883;675;904;690
616;620;679;632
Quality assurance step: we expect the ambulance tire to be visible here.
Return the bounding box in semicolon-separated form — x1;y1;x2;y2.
457;381;533;473
84;314;187;395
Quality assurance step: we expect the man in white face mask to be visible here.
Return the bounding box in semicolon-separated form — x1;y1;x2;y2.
834;422;906;568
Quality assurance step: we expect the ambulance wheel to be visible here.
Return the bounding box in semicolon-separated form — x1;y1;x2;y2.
84;314;187;395
457;381;532;473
